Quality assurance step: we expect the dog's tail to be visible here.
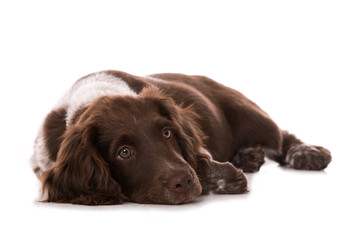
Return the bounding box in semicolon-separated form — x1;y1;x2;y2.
267;131;331;170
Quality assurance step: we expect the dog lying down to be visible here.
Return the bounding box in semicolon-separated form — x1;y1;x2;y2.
31;70;331;205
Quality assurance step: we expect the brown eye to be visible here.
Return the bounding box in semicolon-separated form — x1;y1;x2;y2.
162;129;171;139
117;147;133;159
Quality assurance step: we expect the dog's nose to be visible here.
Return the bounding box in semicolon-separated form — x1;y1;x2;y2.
168;172;193;194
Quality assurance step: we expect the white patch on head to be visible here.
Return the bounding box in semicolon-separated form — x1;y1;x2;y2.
55;72;138;125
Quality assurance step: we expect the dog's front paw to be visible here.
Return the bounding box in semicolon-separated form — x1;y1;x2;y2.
201;161;248;195
231;146;265;172
213;169;248;194
285;144;331;170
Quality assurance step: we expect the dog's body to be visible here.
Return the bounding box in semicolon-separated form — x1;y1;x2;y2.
31;70;331;205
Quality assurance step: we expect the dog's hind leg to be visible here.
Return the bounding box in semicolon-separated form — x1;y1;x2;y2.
267;131;332;170
231;131;331;172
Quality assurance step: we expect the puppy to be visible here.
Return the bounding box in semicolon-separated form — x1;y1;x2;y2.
31;70;331;205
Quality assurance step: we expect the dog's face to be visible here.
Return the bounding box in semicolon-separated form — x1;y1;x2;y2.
98;95;202;204
42;89;209;205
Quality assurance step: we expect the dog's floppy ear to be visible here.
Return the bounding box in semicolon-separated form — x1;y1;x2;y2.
41;123;125;205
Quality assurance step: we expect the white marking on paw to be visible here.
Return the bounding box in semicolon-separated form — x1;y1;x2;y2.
285;144;322;167
217;179;226;191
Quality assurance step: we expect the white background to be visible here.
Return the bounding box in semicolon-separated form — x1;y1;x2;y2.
1;0;359;239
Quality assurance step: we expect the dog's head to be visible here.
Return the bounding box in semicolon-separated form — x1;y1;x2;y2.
42;88;211;205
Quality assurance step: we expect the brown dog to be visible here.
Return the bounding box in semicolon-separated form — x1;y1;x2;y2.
31;70;331;205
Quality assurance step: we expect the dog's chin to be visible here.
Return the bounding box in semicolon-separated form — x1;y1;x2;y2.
167;191;201;205
147;194;200;205
133;185;202;205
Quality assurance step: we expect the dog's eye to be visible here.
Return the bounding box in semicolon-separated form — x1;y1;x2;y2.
117;147;133;159
162;129;171;139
